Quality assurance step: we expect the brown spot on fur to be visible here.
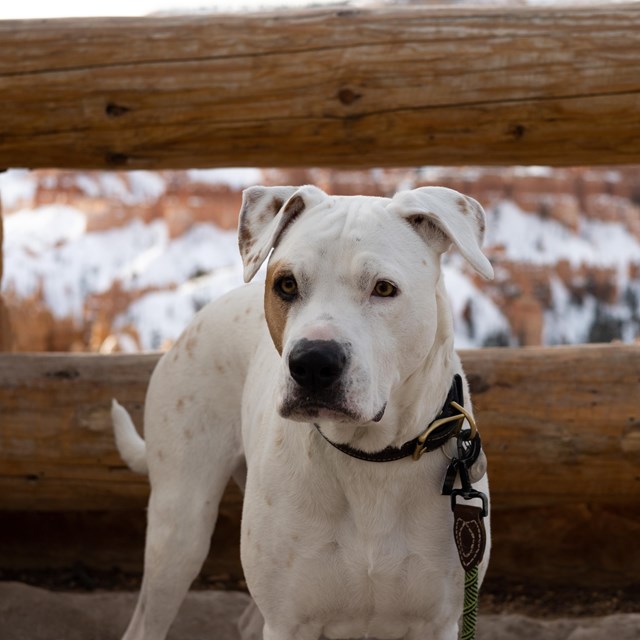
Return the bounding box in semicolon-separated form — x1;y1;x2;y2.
157;449;165;461
286;550;295;568
176;397;185;411
471;201;486;238
185;428;193;440
258;197;283;224
274;430;284;448
277;194;306;242
264;260;292;355
216;363;225;374
238;219;254;256
239;192;284;260
457;196;471;215
265;496;273;507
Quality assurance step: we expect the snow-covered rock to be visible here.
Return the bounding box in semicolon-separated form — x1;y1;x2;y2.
1;167;639;352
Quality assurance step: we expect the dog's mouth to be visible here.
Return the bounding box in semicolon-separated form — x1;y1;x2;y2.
279;396;386;425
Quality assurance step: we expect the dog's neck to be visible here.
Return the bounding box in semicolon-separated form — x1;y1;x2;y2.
316;281;459;454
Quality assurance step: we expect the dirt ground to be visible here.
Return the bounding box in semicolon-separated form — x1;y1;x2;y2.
1;581;639;640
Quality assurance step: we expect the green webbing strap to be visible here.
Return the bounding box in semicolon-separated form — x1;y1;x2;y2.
460;565;479;640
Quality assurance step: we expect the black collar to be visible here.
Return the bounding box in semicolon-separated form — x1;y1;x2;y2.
314;374;465;462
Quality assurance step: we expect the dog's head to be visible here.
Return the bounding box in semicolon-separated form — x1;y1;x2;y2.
238;185;493;427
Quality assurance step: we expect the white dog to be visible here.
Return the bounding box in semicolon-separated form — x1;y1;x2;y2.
112;185;493;640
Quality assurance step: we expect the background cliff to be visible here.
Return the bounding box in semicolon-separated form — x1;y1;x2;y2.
1;165;639;352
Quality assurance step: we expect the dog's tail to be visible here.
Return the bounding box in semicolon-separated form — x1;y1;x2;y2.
111;399;148;475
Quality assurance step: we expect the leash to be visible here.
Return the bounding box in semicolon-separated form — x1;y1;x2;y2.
444;429;488;640
314;374;488;639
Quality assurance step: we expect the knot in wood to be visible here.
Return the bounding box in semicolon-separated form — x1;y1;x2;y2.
105;103;131;118
337;88;362;106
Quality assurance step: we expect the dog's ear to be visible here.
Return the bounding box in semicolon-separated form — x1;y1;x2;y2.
388;186;494;280
238;185;327;282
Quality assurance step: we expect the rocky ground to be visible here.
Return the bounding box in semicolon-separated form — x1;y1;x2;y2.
1;581;639;640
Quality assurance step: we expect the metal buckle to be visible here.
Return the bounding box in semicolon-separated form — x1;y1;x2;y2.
412;401;479;461
451;487;489;518
450;401;478;440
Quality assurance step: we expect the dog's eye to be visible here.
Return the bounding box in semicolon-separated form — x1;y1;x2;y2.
274;275;298;300
372;280;398;298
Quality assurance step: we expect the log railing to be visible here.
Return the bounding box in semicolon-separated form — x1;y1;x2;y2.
1;345;638;585
1;4;639;170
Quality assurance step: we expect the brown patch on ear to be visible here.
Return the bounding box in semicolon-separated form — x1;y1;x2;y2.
277;194;306;243
459;196;486;240
264;261;291;355
470;200;486;238
238;219;254;252
457;196;471;215
257;197;283;224
272;197;284;214
238;193;286;256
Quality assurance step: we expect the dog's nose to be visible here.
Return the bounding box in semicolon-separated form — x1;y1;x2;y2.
288;339;347;390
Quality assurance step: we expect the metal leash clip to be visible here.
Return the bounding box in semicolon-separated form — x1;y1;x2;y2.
444;428;488;517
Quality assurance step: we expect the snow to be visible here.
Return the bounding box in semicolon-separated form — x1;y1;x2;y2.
581;219;640;274
3;213;243;322
487;201;593;266
486;200;640;272
443;264;512;349
5;215;159;318
4;205;87;254
0;170;38;211
186;168;263;190
544;276;597;345
115;265;247;350
485;200;640;323
121;223;241;290
74;171;166;204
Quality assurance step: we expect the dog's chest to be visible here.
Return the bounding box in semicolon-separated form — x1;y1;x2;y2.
242;453;462;636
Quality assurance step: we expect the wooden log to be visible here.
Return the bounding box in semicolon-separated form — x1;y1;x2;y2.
0;353;156;510
1;346;638;510
466;345;640;587
1;5;639;170
0;345;639;585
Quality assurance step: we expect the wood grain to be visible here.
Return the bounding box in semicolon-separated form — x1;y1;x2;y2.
1;346;638;509
0;345;639;585
1;5;639;169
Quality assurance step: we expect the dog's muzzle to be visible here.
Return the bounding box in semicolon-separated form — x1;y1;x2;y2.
288;339;347;391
